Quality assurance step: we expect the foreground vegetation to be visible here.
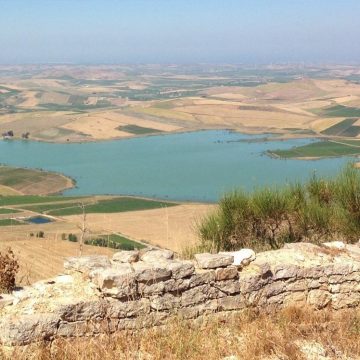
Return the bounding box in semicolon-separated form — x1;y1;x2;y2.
198;164;360;252
5;307;360;360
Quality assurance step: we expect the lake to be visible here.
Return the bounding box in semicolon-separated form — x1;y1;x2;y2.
0;130;352;202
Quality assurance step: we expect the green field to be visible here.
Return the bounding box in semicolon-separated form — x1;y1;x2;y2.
19;197;177;216
321;118;360;137
0;218;23;226
317;105;360;117
270;140;360;158
0;208;20;214
117;124;163;135
85;233;146;251
0;195;80;206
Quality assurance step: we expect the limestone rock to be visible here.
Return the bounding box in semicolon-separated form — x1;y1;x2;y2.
107;298;150;318
218;295;245;311
166;260;195;279
64;255;111;274
58;300;106;322
112;250;139;263
150;293;180;311
132;261;171;283
90;264;136;298
323;241;346;250
0;314;59;346
215;266;238;281
0;294;14;309
195;253;233;269
140;249;174;263
220;249;256;267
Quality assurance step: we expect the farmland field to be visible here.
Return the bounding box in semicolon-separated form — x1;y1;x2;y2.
270;140;360;158
0;166;74;195
1;64;360;143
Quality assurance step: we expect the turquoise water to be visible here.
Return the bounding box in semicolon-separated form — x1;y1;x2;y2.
0;130;352;202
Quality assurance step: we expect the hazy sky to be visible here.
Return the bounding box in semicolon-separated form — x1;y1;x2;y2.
1;0;359;64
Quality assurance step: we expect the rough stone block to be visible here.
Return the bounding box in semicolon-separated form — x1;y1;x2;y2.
163;278;191;293
214;280;240;295
195;253;233;269
107;298;150;318
150;293;181;311
140;249;174;263
138;281;165;296
91;264;137;298
307;289;331;309
0;294;14;309
188;270;216;288
58;300;106;322
112;250;139;263
0;314;59;346
220;249;256;266
64;256;111;274
218;295;245;311
132;261;171;283
166;260;195;279
215;266;238;281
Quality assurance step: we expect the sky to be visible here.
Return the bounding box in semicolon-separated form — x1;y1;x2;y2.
0;0;359;64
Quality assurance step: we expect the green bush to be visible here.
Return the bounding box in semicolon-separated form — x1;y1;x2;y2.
198;164;360;252
68;233;78;242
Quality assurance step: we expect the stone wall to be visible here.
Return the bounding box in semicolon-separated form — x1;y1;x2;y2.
1;241;360;347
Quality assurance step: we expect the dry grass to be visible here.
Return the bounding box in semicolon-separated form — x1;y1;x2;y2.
63;204;215;253
5;306;360;360
0;224;114;284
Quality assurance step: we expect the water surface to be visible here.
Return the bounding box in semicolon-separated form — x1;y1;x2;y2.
0;131;351;202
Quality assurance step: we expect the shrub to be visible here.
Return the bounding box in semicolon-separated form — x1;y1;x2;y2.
198;164;360;252
36;231;44;238
61;233;67;240
0;248;19;293
68;233;78;242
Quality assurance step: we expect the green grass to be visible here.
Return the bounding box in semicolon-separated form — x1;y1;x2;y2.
270;140;360;158
117;124;163;135
0;219;23;226
46;197;177;216
22;201;89;214
0;195;80;207
0;208;20;214
317;105;360;117
0;167;48;187
85;233;146;250
321;118;360;137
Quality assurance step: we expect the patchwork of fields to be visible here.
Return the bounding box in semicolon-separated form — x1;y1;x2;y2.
1;64;360;142
0;194;214;282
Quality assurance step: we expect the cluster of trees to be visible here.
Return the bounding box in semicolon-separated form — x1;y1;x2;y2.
198;164;360;252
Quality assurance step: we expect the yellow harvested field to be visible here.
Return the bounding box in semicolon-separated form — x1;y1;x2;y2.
274;104;316;117
64;204;216;253
333;95;360;104
113;112;181;131
18;91;39;107
39;92;70;105
0;185;22;195
0;224;114;284
61;110;182;139
191;98;243;106
62;116;132;139
133;107;195;122
312;79;360;96
174;105;313;129
211;92;248;101
310;117;344;132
